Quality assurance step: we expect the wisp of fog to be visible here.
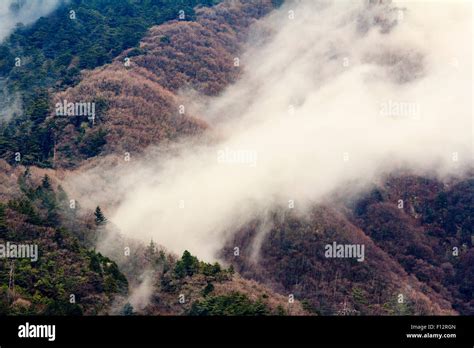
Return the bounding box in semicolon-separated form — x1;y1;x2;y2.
0;0;65;42
0;0;67;121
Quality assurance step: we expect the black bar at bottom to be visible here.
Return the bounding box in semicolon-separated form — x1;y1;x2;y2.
0;316;472;346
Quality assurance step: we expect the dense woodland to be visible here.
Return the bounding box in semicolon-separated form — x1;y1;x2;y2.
0;0;280;168
0;162;302;315
0;0;297;316
0;0;222;167
47;0;277;167
0;0;221;92
0;170;128;314
223;175;473;315
0;0;471;316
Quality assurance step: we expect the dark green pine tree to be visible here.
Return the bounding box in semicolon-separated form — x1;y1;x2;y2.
175;250;199;278
41;174;51;189
120;302;135;316
94;206;107;226
145;239;156;263
0;203;8;238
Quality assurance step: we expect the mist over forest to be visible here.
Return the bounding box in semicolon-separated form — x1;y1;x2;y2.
0;0;472;323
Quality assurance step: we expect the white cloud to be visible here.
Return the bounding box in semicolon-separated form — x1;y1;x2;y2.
0;0;65;42
69;0;472;262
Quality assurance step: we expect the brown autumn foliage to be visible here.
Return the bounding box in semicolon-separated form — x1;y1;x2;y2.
3;0;469;316
49;0;277;168
221;175;473;315
101;235;310;316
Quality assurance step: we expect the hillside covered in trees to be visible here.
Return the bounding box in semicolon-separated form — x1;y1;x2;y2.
0;0;297;316
0;0;222;167
47;0;278;167
0;159;306;315
0;0;471;319
0;161;128;314
222;175;473;315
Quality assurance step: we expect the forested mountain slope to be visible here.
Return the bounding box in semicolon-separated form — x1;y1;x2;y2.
0;0;222;167
0;159;306;315
0;0;295;316
49;0;277;167
0;0;471;317
222;175;473;315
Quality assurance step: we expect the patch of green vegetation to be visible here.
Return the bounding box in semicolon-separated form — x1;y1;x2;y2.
0;0;222;167
201;282;214;297
382;292;415;315
0;171;128;315
173;250;232;280
189;292;269;316
0;203;7;238
1;0;222;92
158;250;232;295
78;128;107;158
0;89;55;167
